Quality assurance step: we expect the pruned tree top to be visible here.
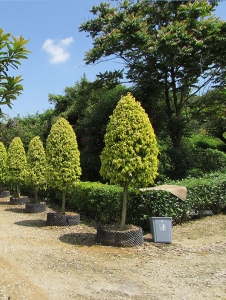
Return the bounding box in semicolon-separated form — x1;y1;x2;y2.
46;117;81;192
7;137;27;183
27;136;47;193
100;92;159;187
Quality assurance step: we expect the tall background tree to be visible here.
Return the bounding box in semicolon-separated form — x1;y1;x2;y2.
79;0;226;152
100;93;159;229
0;29;30;115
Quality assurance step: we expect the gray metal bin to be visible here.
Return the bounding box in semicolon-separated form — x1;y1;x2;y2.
150;217;172;243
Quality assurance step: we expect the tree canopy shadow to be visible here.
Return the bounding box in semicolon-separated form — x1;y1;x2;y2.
59;232;96;247
5;207;25;213
0;200;9;205
14;219;46;227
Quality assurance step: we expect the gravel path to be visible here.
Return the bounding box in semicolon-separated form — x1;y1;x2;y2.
0;197;225;300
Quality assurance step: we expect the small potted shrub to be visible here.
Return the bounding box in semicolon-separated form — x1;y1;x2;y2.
7;137;28;204
25;136;47;213
97;93;159;247
46;117;81;226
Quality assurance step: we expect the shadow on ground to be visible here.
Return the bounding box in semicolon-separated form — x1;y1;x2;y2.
59;232;96;246
5;207;25;213
0;202;8;205
14;219;46;227
143;233;154;242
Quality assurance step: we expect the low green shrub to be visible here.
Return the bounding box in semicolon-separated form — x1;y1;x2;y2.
176;173;226;215
66;182;123;223
129;173;226;229
50;173;226;231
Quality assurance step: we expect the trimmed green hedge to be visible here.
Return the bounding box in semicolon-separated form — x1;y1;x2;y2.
56;173;226;230
67;182;122;223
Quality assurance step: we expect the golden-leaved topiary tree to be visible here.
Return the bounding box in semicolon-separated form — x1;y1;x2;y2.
0;142;7;191
7;137;27;198
46;117;81;214
100;93;159;230
27;136;47;202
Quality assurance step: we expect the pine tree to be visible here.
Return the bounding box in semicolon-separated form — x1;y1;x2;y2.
100;93;159;229
7;137;27;198
27;136;47;202
46;117;81;214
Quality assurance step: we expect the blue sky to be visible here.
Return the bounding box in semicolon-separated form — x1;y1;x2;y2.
1;0;226;118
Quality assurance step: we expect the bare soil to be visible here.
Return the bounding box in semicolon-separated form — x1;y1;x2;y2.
0;197;225;300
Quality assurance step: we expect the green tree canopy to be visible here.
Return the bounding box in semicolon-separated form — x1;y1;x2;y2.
27;136;47;202
7;137;27;198
46;117;81;214
0;29;30;114
193;89;226;144
0;109;54;150
100;93;159;229
79;0;226;151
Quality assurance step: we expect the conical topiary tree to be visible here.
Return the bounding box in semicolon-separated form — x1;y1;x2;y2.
0;142;7;191
46;117;81;214
27;136;47;202
7;137;27;198
100;93;159;230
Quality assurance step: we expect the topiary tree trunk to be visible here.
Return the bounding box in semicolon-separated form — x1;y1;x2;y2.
121;181;129;230
46;117;81;215
100;93;159;230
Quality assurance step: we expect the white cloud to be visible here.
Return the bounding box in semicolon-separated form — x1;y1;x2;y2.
42;37;74;64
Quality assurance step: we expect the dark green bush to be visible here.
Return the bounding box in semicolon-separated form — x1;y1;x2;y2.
194;148;226;172
158;136;226;180
190;133;226;152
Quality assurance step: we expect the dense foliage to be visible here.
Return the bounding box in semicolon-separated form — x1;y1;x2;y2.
80;0;226;151
46;117;81;214
0;110;54;150
0;142;7;190
0;28;30;114
49;76;129;181
100;93;159;187
65;173;226;230
6;137;27;198
27;136;47;202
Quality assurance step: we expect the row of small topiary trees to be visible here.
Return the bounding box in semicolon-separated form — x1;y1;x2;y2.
0;93;159;229
0;117;81;215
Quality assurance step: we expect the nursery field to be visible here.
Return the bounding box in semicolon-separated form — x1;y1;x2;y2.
0;197;225;300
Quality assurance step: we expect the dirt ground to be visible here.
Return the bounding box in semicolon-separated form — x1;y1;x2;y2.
0;197;225;300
